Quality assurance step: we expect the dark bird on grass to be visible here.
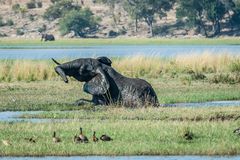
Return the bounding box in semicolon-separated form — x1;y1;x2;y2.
92;131;99;142
73;134;81;143
183;131;193;140
100;134;113;141
24;137;36;143
233;127;240;135
79;127;88;143
52;131;61;143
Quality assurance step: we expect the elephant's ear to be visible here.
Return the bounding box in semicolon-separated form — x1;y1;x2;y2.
83;67;109;95
97;57;112;66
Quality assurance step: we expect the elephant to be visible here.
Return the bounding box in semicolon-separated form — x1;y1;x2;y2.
52;57;159;107
41;34;55;41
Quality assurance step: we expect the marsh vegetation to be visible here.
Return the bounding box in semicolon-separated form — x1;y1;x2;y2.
0;54;240;156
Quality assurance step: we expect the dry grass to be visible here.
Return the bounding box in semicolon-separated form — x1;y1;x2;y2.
0;53;240;82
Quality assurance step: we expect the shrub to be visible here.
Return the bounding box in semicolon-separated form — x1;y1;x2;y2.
38;24;47;33
0;33;7;37
29;14;35;21
0;16;4;27
6;19;14;26
12;3;21;13
26;1;36;9
59;9;99;37
43;0;81;21
16;28;24;35
37;1;43;8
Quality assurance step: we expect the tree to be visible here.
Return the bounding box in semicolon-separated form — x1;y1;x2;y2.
43;0;80;21
124;0;175;37
59;9;100;37
95;0;121;26
177;0;228;37
230;0;240;29
123;0;141;32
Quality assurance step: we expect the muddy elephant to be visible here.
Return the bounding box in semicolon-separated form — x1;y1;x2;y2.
41;34;55;41
52;57;159;107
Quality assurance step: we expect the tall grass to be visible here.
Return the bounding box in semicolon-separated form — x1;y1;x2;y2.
0;53;240;82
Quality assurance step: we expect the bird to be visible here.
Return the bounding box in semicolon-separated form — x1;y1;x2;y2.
24;137;36;143
233;127;240;135
92;131;99;142
183;131;193;140
100;134;113;141
73;134;81;143
2;140;11;146
52;131;61;143
79;127;88;143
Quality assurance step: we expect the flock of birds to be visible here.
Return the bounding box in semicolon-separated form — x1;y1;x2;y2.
2;127;113;146
2;127;240;146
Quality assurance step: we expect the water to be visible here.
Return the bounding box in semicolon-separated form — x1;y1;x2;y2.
0;156;240;160
0;111;71;123
0;100;239;123
166;100;240;107
0;45;239;59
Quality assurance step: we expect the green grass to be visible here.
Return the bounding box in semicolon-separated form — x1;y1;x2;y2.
20;107;240;122
0;37;240;48
0;80;240;111
0;119;240;156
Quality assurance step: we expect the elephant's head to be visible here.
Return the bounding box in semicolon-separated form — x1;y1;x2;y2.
52;57;112;95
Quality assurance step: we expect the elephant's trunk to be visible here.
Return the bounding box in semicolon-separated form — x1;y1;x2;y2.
55;66;68;83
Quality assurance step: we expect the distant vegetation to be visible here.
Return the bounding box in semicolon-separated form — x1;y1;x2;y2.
39;0;240;37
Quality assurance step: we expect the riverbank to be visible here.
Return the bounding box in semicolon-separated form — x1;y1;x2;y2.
0;38;240;48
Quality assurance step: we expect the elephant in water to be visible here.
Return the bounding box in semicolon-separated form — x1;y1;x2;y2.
52;57;159;107
41;34;55;41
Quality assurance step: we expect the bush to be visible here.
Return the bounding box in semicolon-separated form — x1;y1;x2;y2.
29;14;35;21
16;28;24;35
0;16;4;27
12;3;21;13
43;0;81;21
38;24;47;33
37;2;43;8
6;19;14;26
108;30;119;37
26;1;36;9
0;33;7;37
59;9;99;37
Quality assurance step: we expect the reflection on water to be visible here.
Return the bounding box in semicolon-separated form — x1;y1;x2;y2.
0;156;240;160
0;45;239;59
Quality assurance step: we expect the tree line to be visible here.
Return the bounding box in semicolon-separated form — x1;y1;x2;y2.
43;0;240;37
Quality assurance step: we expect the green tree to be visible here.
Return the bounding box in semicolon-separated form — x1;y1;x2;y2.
230;0;240;29
177;0;228;37
43;0;80;20
124;0;175;37
59;9;99;37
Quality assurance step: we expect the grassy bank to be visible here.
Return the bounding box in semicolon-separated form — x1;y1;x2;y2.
20;107;240;122
1;54;240;83
0;38;240;48
0;118;240;156
0;80;240;111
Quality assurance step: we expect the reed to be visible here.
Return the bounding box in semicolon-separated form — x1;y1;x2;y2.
0;53;240;82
